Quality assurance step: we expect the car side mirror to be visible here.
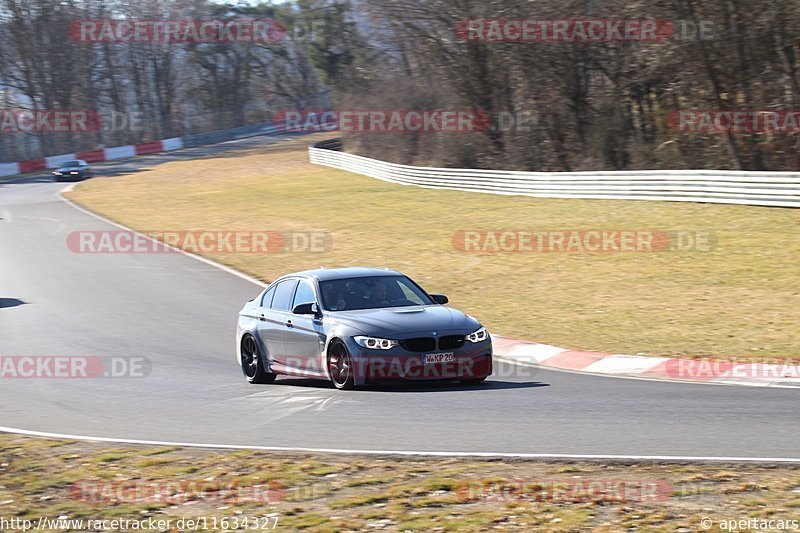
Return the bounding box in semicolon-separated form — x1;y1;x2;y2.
431;294;449;305
293;302;321;316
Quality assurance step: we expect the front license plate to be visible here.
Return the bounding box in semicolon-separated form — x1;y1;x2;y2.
424;353;455;364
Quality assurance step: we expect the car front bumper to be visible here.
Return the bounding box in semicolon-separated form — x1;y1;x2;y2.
53;172;86;180
344;337;493;384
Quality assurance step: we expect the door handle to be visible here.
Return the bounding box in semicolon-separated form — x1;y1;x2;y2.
286;320;293;328
259;314;266;321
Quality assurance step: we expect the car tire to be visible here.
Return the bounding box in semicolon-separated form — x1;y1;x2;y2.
327;339;355;390
460;376;488;385
240;334;276;384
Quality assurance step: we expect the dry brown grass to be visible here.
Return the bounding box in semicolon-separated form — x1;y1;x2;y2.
2;435;799;532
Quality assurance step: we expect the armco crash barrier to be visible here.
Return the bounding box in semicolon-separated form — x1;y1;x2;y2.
0;123;286;178
308;139;800;208
0;139;184;178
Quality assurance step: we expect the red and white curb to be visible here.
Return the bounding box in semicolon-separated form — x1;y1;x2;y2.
0;138;184;178
492;335;800;389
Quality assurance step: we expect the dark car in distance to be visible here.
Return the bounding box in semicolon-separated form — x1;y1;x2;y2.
52;160;92;181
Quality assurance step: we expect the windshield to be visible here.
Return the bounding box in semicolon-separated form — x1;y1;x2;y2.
62;161;81;167
319;275;433;311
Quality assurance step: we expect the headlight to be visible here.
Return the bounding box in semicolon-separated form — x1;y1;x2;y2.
70;171;79;175
53;172;61;175
466;327;489;343
354;336;398;350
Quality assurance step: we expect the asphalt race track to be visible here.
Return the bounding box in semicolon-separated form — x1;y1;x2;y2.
1;135;798;461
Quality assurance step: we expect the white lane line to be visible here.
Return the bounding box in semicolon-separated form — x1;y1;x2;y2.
0;425;798;463
58;186;266;289
17;215;67;233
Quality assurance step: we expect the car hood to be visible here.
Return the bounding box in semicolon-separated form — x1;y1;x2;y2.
329;305;480;337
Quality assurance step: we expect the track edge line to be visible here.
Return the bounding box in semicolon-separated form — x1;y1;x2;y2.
1;425;799;463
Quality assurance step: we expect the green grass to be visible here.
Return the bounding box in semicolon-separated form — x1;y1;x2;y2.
66;134;800;359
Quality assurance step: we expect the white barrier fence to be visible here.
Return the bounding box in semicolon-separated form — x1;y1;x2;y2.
309;141;800;208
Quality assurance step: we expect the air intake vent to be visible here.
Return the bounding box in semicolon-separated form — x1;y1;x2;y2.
438;335;465;350
401;337;436;352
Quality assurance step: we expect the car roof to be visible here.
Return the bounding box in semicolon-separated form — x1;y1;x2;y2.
279;267;403;283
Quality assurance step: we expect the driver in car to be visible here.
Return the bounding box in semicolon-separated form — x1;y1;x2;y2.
371;281;392;307
322;283;347;311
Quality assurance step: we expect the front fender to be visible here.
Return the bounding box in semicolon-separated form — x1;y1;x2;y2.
320;324;367;385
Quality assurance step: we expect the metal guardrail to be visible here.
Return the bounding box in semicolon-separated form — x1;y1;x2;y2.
309;139;800;208
180;122;285;148
0;122;293;178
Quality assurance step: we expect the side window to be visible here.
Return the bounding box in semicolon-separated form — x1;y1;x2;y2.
271;279;299;311
260;285;277;307
292;280;317;310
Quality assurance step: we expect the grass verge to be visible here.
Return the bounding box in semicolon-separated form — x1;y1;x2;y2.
65;134;800;359
1;435;799;532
